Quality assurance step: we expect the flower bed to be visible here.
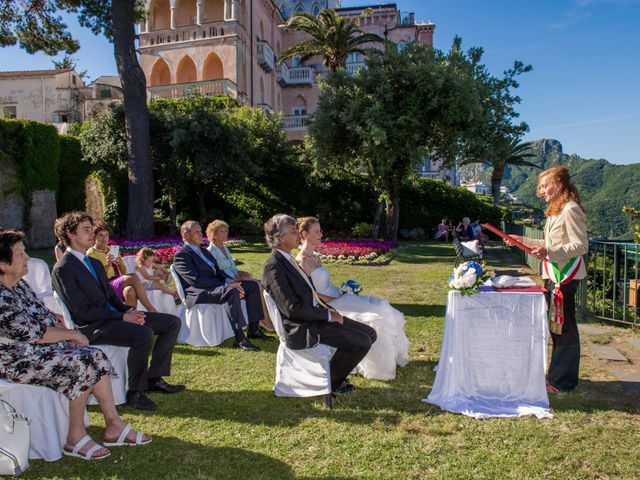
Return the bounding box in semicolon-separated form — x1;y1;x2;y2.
314;240;400;265
110;236;247;264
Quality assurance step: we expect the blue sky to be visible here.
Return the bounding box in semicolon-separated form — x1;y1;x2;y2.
1;0;639;164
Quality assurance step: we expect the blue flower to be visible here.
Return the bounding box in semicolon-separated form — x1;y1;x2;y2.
466;261;483;276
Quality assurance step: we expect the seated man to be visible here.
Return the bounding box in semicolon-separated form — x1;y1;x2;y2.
172;221;270;352
51;212;184;411
262;214;377;394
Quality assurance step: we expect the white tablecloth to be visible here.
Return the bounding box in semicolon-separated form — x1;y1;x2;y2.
423;289;552;419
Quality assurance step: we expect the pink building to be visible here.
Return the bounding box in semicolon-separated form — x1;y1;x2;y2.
138;1;435;144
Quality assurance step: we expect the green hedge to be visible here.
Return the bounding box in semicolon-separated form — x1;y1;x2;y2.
58;134;91;213
0;119;59;194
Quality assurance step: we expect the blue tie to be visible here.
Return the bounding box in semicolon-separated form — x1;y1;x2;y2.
83;256;118;312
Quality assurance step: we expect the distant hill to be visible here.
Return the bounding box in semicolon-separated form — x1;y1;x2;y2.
459;139;640;239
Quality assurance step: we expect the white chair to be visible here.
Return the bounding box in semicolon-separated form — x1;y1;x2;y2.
0;380;89;461
54;292;129;406
262;290;334;400
170;265;236;346
121;256;180;316
23;258;62;314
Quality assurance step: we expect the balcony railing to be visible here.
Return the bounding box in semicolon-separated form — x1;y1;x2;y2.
147;78;238;100
140;21;236;48
257;40;276;72
346;62;366;75
257;103;274;114
277;64;314;86
284;115;309;131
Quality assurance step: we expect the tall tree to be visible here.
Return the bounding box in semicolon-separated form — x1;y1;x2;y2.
310;42;483;240
279;8;383;72
486;137;538;205
1;0;155;238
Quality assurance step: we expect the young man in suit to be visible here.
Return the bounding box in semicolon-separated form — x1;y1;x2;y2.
171;221;270;352
261;214;377;394
51;212;184;411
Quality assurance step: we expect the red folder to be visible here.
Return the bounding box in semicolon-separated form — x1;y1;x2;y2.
481;223;534;255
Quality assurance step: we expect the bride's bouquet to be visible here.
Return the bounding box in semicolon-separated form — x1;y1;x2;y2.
448;261;487;297
340;279;363;295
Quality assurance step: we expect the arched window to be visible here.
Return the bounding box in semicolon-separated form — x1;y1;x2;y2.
202;0;224;23
259;20;265;40
294;3;304;14
312;3;320;16
176;56;197;83
280;6;288;20
397;40;407;52
150;0;171;30
175;0;197;26
202;52;224;80
292;95;307;116
150;58;171;85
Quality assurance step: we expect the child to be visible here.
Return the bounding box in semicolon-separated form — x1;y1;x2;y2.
135;248;179;299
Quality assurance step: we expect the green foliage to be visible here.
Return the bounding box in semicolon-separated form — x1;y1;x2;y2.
351;222;373;239
400;178;507;237
0;118;59;194
57;134;91;213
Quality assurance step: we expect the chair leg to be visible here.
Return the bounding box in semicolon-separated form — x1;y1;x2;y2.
324;393;334;409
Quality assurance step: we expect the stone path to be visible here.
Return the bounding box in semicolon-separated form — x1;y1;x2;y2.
484;243;640;394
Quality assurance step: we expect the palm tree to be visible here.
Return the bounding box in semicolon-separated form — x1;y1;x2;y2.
279;9;383;72
487;138;539;205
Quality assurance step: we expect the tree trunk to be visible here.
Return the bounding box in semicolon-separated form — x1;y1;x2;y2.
491;164;504;206
384;177;401;241
168;191;177;236
371;199;385;239
111;0;155;239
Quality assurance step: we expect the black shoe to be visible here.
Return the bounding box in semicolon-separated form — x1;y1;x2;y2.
126;391;158;411
146;378;186;394
334;380;356;395
247;329;274;341
233;338;261;351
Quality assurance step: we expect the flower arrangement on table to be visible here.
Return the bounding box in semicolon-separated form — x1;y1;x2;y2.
448;261;488;297
111;236;248;265
340;279;363;295
315;240;400;265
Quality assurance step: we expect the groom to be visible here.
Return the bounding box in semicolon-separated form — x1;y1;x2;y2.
262;214;376;394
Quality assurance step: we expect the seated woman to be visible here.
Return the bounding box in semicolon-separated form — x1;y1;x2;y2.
296;217;409;381
86;222;158;312
206;220;274;331
434;219;449;241
472;219;489;246
53;217;67;261
0;230;151;460
456;217;475;242
135;248;178;299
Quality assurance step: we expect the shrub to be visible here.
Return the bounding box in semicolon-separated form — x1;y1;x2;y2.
58;134;91;213
351;222;373;239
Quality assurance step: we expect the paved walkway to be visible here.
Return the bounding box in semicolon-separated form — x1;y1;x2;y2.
482;243;640;394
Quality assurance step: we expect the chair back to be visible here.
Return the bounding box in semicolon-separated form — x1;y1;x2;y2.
53;292;75;329
262;291;287;342
122;255;137;274
170;265;187;303
452;238;464;257
23;258;54;299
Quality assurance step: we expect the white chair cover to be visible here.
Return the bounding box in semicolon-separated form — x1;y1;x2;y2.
23;258;62;314
54;293;129;406
121;256;180;316
170;266;236;347
263;291;333;397
0;380;88;461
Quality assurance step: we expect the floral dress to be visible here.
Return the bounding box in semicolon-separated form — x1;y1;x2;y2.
0;280;115;400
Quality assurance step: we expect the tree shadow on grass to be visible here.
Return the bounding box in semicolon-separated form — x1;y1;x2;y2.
28;436;354;480
393;243;455;265
547;379;640;414
392;303;446;318
174;344;223;357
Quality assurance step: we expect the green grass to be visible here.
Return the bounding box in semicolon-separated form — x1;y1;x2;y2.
24;243;640;479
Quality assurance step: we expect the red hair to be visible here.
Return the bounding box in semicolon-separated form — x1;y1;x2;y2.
538;166;585;217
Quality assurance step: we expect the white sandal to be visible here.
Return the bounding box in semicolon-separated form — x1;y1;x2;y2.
104;423;152;447
63;435;110;460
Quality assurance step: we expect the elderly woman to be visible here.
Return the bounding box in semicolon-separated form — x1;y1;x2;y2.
206;220;274;331
86;222;158;312
456;217;474;241
0;230;150;460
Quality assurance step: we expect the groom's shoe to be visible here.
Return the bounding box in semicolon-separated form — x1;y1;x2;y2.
146;378;186;394
247;329;274;341
334;380;356;395
233;338;261;351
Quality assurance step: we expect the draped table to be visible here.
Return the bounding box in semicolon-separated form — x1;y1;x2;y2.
423;287;553;419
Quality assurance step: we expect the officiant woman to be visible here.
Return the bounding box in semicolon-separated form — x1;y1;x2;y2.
509;166;588;393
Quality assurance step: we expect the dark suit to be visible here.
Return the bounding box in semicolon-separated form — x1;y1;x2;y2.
51;251;181;392
262;250;376;390
172;244;263;338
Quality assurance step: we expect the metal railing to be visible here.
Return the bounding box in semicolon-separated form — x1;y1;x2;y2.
147;79;238;99
506;225;640;327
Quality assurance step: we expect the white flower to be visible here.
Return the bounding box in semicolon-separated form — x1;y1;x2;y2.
468;268;476;274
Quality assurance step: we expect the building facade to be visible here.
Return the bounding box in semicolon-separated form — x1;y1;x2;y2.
138;1;436;144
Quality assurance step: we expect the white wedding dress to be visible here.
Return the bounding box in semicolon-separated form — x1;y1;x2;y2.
310;267;410;381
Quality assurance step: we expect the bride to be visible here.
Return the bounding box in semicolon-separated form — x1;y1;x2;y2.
295;217;409;381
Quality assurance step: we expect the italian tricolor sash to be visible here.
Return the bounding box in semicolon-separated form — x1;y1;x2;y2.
543;222;583;334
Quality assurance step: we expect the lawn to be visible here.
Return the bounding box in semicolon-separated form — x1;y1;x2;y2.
24;243;640;479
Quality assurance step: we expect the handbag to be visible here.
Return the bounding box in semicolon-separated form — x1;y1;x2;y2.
0;398;30;475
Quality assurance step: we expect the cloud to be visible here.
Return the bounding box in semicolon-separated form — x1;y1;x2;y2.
536;114;638;130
